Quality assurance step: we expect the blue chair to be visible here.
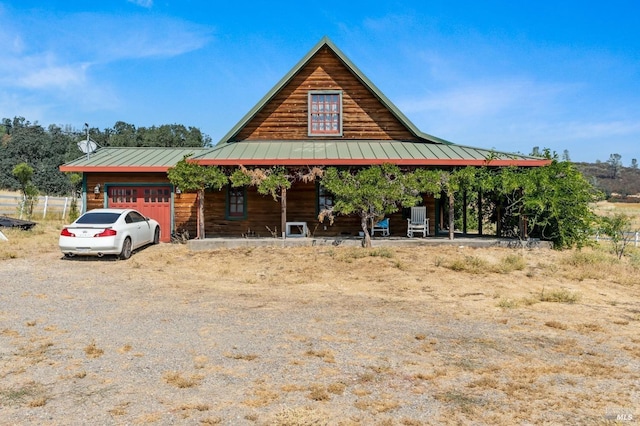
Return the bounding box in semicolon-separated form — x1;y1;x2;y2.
371;218;390;237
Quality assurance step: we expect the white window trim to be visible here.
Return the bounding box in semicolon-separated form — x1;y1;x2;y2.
308;90;343;137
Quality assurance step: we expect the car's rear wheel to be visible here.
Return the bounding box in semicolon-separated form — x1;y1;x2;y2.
153;227;160;244
119;237;132;260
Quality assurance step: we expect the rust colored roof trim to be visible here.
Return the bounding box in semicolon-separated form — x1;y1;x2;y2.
59;166;172;173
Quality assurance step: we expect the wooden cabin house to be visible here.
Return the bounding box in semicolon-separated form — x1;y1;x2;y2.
61;37;549;241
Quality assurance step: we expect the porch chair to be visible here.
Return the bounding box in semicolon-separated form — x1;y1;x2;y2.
371;217;390;237
407;206;429;237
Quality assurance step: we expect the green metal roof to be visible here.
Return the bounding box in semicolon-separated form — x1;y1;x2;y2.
193;140;549;167
217;36;451;146
60;147;210;172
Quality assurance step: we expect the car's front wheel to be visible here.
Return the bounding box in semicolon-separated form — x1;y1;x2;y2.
119;237;132;260
153;227;160;244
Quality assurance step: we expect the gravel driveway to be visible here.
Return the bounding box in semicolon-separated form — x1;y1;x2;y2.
0;246;638;425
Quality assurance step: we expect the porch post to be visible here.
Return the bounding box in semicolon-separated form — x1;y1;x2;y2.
462;189;467;235
281;186;287;239
197;189;205;239
477;191;483;236
448;192;455;240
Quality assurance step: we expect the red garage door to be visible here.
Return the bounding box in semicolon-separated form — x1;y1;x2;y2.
108;186;171;242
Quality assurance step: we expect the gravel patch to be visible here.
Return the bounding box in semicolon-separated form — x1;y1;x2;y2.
0;247;638;425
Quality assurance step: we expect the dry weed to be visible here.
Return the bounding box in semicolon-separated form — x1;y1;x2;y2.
545;320;568;330
162;371;203;388
84;341;104;358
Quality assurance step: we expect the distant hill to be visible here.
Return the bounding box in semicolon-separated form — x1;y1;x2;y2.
574;162;640;202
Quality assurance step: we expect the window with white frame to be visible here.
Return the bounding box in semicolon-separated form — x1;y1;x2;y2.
309;91;342;136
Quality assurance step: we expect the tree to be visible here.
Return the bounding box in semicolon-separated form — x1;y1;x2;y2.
167;157;227;239
562;149;571;162
607;153;622;179
491;155;601;249
12;162;38;218
320;164;424;247
230;166;323;236
599;213;635;259
631;158;638;169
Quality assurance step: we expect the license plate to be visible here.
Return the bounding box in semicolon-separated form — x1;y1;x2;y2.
77;248;90;253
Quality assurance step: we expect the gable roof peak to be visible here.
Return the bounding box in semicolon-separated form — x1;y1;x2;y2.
217;37;451;146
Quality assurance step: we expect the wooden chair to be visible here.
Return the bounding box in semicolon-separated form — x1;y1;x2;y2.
407;206;429;237
371;218;390;237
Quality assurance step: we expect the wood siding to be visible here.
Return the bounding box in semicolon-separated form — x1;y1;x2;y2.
236;46;416;142
84;173;437;239
202;181;436;238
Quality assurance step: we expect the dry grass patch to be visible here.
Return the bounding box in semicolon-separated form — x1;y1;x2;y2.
435;391;483;414
163;371;203;388
539;288;581;304
0;220;62;259
304;348;335;363
353;394;400;413
108;402;130;416
269;406;327;426
84;341;104;358
545;320;568;330
223;352;258;361
242;383;279;407
307;384;330;401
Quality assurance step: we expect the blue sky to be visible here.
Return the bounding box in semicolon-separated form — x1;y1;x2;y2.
1;1;638;163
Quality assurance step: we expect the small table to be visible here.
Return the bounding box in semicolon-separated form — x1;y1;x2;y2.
285;222;308;238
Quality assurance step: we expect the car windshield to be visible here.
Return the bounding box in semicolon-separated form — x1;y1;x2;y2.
75;212;121;225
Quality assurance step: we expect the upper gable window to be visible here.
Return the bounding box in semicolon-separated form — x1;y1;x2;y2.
308;91;342;136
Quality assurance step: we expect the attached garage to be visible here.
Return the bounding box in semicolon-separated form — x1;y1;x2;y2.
60;147;209;243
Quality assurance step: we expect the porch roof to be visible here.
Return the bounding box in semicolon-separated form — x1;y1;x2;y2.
59;147;210;172
192;140;550;167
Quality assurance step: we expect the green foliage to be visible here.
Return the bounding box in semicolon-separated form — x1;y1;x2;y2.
68;197;80;222
522;159;600;249
599;213;635;259
1;116;211;196
321;164;424;247
12;162;33;188
256;167;291;200
167;156;227;192
12;162;38;218
1;118;73;195
484;157;601;249
229;168;253;187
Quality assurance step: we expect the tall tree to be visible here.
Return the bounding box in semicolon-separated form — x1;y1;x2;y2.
607;153;622;179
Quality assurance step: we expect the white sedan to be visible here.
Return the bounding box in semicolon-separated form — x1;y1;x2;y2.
59;208;160;259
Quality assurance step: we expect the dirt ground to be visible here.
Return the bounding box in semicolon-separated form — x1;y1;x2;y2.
0;225;639;425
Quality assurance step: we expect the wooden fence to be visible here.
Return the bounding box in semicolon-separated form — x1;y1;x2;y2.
0;193;79;220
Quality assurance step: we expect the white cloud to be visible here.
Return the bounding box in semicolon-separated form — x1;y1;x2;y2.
0;7;210;123
399;79;570;118
127;0;153;8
